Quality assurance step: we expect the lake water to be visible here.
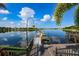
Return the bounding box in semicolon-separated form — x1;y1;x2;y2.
0;30;67;47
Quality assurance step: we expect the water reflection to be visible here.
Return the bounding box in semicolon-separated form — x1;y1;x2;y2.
0;30;75;47
42;30;66;43
0;32;22;46
19;31;35;47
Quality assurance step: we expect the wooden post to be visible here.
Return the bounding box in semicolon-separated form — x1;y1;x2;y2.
67;49;69;56
74;36;77;43
55;47;58;56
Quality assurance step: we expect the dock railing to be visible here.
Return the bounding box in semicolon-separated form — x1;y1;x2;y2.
56;45;79;56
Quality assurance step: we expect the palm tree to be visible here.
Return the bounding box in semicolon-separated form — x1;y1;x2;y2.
0;3;6;9
0;3;6;32
54;3;79;26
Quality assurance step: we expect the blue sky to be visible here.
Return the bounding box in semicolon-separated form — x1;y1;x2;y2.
0;3;77;28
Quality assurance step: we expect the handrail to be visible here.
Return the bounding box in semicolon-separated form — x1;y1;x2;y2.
26;39;34;56
0;47;26;56
56;46;79;56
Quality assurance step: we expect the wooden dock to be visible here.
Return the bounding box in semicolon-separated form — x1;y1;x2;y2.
0;44;79;56
29;44;79;56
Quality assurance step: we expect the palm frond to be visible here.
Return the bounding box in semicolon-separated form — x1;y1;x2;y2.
75;5;79;26
54;3;78;25
0;3;6;9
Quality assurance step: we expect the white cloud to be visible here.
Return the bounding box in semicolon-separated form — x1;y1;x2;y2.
18;7;35;27
0;9;10;14
15;20;30;28
10;21;14;24
21;20;27;24
2;17;8;21
0;20;16;28
0;19;31;28
19;7;35;20
41;14;51;21
51;16;55;21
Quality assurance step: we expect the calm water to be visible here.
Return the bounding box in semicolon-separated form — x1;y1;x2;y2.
0;30;66;47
